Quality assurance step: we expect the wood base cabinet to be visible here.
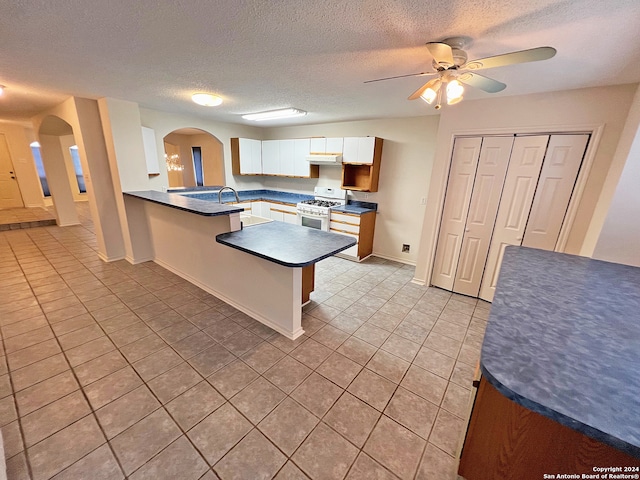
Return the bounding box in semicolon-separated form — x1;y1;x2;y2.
330;211;376;261
459;378;640;479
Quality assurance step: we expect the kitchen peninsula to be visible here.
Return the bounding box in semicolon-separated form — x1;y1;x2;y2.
123;191;355;339
459;247;640;479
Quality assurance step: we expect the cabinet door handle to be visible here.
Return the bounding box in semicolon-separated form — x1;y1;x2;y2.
10;176;16;179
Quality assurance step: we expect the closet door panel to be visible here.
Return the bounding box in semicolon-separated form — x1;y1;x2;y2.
522;134;589;250
431;137;483;291
454;136;514;297
478;135;549;302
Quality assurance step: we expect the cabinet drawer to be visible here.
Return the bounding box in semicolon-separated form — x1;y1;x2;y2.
330;212;361;225
330;222;359;235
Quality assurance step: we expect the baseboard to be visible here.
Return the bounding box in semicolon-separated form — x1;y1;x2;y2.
153;258;304;340
97;252;126;263
125;255;155;265
411;277;427;286
56;221;81;227
371;252;416;266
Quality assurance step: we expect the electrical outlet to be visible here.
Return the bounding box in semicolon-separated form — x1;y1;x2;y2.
420;197;427;205
402;244;410;253
364;193;369;199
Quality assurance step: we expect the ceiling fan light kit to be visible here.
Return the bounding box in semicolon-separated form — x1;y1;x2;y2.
366;37;556;110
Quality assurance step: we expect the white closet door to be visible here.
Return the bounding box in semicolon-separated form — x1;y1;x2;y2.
478;135;549;302
431;137;483;291
453;136;514;297
522;134;589;250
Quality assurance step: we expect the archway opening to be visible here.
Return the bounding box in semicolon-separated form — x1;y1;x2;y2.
163;128;224;188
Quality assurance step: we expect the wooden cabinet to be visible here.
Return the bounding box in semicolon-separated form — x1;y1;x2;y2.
341;137;383;192
231;138;262;175
329;211;376;261
459;377;640;479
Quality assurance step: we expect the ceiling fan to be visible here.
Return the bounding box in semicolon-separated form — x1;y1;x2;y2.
365;37;556;109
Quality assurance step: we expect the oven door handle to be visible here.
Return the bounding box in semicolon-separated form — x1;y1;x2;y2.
297;211;329;219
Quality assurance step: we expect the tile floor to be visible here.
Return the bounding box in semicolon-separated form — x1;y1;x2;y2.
0;203;489;480
0;207;56;231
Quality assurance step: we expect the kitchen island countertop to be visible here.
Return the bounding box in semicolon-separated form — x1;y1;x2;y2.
482;246;640;458
216;221;356;267
124;190;243;216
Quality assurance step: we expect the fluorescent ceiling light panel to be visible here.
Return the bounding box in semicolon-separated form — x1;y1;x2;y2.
192;93;223;106
242;108;307;121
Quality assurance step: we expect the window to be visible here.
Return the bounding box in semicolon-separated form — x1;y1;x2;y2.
69;146;86;193
192;146;204;186
29;142;50;197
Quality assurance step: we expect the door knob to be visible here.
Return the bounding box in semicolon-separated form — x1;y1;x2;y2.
464;228;470;232
516;236;522;241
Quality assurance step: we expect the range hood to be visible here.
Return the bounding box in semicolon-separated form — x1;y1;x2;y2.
306;154;343;165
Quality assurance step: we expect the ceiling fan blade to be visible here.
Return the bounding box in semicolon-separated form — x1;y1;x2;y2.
426;42;454;67
464;46;556;71
458;72;506;93
364;71;436;84
408;77;441;100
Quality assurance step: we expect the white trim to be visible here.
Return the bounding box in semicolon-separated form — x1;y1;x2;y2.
124;254;155;265
97;252;126;263
371;252;416;266
154;258;304;340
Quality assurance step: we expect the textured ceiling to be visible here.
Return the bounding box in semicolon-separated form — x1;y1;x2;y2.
1;0;639;125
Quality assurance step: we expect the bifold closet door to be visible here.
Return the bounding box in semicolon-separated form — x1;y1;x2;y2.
431;137;483;291
478;135;549;302
452;136;514;297
522;134;589;250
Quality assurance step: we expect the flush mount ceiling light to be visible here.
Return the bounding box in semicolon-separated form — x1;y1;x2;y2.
191;93;223;107
242;108;307;121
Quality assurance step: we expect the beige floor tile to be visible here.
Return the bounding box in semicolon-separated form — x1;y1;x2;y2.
384;387;438;439
1;316;49;339
290;372;343;417
258;398;319;455
324;392;381;447
110;408;181;475
28;415;106;480
274;461;310;480
380;334;420;363
293;422;359;480
336;337;377;366
413;347;456;379
95;385;160;439
267;333;307;353
312;324;350;350
133;347;182;381
45;304;89;324
172;331;217;359
366;350;410;384
204;320;243;342
7;339;62;371
317;352;363;388
240;342;285;374
166;381;225;430
347;369;397;412
16;370;79;415
230;377;285;424
214;429;286;479
84;366;143;409
364;416;426;480
4;326;55;354
147;362;203;404
100;312;142;334
157;320;199;344
400;365;448;406
108;322;154;348
290;338;333;369
5;451;30;480
189;343;236;377
50;313;96;337
187;403;252;465
58;324;105;350
368;312;403;332
450;361;475;389
119;334;167;363
65;336;116;367
441;382;472;419
22;390;91;447
129;436;208;480
73;350;128;387
329;314;366;335
415;443;458;480
50;444;124;480
10;353;69;392
2;420;24;458
428;409;465;457
353;323;390;348
346;452;400;480
221;329;263;356
263;356;312;394
0;395;18;427
207;360;259;399
423;332;462;359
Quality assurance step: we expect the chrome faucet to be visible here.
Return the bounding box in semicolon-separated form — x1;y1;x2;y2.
218;186;240;204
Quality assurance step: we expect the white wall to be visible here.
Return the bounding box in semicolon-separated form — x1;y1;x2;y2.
593;85;640;267
414;83;637;284
266;116;440;265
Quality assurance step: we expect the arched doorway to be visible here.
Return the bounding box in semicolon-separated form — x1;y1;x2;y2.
163;128;225;188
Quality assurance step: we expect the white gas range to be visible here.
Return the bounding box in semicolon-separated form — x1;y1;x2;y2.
296;187;346;231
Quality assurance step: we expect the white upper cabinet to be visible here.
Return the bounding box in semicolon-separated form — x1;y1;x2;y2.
279;140;295;176
232;138;262;175
262;140;280;175
310;137;343;154
342;137;376;164
293;138;311;177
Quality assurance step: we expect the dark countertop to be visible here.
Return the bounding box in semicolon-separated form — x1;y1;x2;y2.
124;191;243;216
179;189;314;205
481;246;640;458
332;200;377;214
216;221;356;267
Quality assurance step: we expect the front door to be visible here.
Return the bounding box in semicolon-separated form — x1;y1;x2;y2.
0;134;24;208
